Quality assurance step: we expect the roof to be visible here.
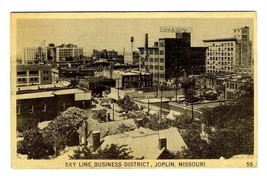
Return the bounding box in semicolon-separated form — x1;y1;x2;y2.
203;37;237;42
100;127;187;159
84;118;136;143
17;83;66;91
166;110;182;120
17;88;87;100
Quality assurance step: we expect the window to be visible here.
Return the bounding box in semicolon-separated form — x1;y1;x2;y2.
160;66;164;70
29;71;38;75
154;50;159;55
17;71;26;76
154;58;159;62
150;65;153;69
155;66;159;70
149;58;153;62
149;50;153;55
159;50;164;55
42;104;46;112
17;106;20;114
160;58;164;62
28;106;34;113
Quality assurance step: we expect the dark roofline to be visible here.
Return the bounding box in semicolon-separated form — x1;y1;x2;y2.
203;37;237;42
138;47;159;50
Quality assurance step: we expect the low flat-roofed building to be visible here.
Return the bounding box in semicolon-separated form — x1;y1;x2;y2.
16;88;92;131
17;64;52;86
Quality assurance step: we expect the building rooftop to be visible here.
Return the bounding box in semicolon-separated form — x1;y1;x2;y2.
17;88;87;100
99;127;187;159
203;37;237;42
17;83;67;92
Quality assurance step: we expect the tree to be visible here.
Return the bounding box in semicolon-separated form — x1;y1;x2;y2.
117;95;139;112
200;77;254;158
92;109;108;122
181;78;197;102
70;144;134;159
42;107;87;156
17;128;54;159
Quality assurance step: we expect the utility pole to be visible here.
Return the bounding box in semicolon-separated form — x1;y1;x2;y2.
191;77;195;120
112;103;115;121
148;100;150;111
175;78;178;102
160;85;163;120
117;77;120;100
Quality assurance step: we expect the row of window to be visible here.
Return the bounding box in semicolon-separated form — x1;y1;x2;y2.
207;52;234;56
43;70;49;74
208;42;234;47
207;66;234;70
207;62;234;65
207;56;234;61
207;47;234;52
17;104;46;114
226;82;238;90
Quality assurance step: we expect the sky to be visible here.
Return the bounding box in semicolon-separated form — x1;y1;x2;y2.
16;17;254;58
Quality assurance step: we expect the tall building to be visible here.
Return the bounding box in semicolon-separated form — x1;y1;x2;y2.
203;26;253;74
23;47;47;64
138;33;206;84
56;44;83;61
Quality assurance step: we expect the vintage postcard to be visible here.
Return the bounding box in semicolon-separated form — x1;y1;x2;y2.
11;12;257;169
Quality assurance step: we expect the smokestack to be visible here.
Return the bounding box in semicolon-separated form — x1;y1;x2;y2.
92;131;101;149
159;137;167;150
106;112;110;122
130;37;134;53
145;33;148;49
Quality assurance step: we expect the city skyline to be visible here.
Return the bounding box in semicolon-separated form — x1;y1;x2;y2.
16;17;254;58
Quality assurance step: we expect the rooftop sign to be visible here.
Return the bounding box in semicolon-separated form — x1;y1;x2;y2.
160;26;193;33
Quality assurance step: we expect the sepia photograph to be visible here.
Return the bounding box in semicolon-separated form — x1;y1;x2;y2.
11;12;257;169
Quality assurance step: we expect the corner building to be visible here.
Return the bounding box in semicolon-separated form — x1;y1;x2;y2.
203;26;253;74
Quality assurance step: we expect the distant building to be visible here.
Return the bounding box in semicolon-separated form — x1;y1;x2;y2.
17;64;52;86
113;70;153;89
92;49;118;61
56;44;83;61
23;47;47;64
16;88;92;131
203;26;253;75
124;51;140;64
138;33;206;84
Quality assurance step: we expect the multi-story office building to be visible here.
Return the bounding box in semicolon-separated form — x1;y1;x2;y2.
23;47;47;64
203;26;253;74
17;64;52;86
138;33;206;84
56;44;83;61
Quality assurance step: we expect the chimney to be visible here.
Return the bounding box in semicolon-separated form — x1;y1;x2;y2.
135;118;143;129
145;33;148;49
92;131;101;149
81;121;88;145
106;112;110;122
159;137;167;150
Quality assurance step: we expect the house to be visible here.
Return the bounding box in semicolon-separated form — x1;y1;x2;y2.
82;126;187;159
